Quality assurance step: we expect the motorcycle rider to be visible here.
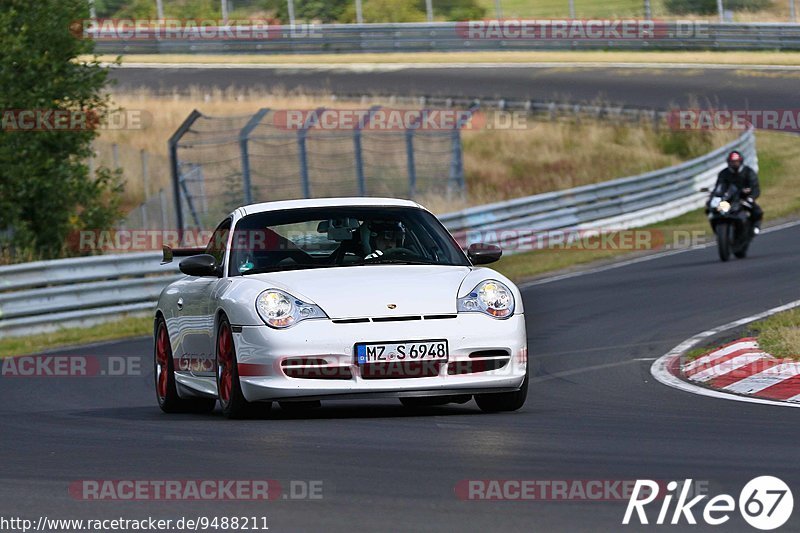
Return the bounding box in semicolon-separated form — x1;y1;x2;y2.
709;151;763;234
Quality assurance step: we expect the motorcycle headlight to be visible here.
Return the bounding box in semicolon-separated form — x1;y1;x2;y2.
256;289;327;329
717;201;731;214
457;280;515;318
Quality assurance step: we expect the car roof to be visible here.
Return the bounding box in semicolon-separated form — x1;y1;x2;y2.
238;197;424;216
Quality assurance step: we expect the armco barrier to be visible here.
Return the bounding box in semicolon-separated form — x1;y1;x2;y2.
0;128;755;339
90;22;800;53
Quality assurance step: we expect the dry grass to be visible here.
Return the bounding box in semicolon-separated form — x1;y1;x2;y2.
751;307;800;359
86;50;800;67
99;88;737;213
492;130;800;282
462;121;735;201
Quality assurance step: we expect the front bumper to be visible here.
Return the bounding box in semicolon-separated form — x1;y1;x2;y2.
233;314;527;402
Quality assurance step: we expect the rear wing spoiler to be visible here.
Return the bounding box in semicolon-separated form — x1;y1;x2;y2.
161;245;206;264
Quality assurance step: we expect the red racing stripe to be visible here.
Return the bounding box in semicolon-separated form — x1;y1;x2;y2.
752;372;800;401
710;359;782;389
684;348;761;378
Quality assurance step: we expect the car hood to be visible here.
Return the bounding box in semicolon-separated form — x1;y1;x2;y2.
245;265;473;319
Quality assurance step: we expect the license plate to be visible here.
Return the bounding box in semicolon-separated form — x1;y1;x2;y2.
355;340;448;364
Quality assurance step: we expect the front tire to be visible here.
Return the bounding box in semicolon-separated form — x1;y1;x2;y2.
216;317;270;419
154;317;216;414
474;364;529;413
716;223;732;262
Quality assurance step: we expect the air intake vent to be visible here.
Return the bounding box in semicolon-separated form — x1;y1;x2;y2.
372;316;422;323
469;349;510;359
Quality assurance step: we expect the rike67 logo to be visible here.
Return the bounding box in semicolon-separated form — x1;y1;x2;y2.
623;477;793;530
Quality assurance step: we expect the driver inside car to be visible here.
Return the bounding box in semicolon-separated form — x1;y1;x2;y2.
363;221;407;260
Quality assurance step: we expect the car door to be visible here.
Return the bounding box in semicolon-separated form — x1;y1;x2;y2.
177;218;231;376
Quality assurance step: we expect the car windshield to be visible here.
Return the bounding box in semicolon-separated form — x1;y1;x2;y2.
227;206;470;276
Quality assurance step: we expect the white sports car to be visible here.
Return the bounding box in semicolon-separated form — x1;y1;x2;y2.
154;197;528;418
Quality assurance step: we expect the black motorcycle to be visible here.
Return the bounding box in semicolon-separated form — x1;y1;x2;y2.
703;184;755;262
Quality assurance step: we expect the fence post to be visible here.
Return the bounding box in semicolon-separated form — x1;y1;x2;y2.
140;149;149;199
168;110;203;232
405;111;423;199
353;105;382;196
449;104;476;197
159;188;168;230
140;203;148;229
297;108;325;199
239;108;270;205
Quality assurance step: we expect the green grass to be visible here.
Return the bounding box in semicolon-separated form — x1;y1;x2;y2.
493;130;800;283
0;315;152;357
685;346;715;362
480;0;647;18
750;308;800;359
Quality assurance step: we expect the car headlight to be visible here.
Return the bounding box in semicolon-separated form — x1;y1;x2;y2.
256;289;327;329
457;280;515;318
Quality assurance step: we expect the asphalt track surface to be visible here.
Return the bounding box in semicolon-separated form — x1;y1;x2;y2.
110;65;800;109
2;223;800;532
3;65;799;532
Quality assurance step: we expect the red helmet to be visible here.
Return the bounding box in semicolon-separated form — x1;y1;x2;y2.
727;151;743;171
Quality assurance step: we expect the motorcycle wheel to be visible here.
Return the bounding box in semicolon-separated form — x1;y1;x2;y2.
716;223;731;262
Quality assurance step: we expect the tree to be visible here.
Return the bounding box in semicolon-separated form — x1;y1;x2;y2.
0;0;122;260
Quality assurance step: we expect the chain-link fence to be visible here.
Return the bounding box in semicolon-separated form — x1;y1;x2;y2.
168;107;471;230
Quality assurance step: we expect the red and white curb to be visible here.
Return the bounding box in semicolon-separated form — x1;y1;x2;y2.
651;299;800;408
684;338;800;403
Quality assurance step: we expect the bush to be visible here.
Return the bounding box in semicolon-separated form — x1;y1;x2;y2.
258;0;350;23
0;0;122;259
658;129;714;159
664;0;772;15
420;0;486;20
340;0;426;23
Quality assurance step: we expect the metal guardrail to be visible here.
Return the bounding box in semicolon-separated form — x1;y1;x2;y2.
0;254;180;338
440;128;757;250
91;22;800;53
0;128;755;339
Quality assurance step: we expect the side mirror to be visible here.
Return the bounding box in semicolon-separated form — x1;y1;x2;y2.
467;243;502;265
699;187;710;193
179;254;219;277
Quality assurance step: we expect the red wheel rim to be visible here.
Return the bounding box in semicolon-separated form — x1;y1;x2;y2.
155;326;169;400
218;326;234;403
